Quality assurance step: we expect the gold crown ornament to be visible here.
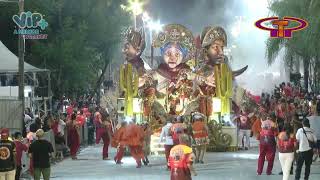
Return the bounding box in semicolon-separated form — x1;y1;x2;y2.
152;24;195;56
124;27;146;53
200;26;227;48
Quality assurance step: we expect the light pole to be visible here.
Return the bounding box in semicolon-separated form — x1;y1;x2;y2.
121;0;144;30
0;0;25;129
146;20;163;68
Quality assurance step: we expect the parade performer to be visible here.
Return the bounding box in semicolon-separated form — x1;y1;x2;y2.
112;121;127;164
159;117;174;169
94;107;105;146
171;116;187;145
236;111;252;150
123;119;145;168
168;134;197;180
13;132;28;180
76;110;86;127
191;112;209;164
101;114;112;160
67;114;80;160
142;123;152;166
257;114;278;175
277;124;296;180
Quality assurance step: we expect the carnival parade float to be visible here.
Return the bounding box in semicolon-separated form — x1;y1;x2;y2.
117;24;248;152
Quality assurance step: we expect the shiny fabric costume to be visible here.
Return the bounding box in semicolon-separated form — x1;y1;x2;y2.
169;144;193;180
123;123;145;166
257;120;277;175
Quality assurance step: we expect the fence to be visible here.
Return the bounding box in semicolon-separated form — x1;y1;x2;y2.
0;98;23;131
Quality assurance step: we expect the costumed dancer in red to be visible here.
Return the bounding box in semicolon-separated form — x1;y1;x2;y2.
191;112;209;164
101;113;112;160
168;134;197;180
257;113;278;175
112;121;127;164
76;110;86;127
124;119;144;168
171;116;187;145
67;113;80;160
94;107;105;146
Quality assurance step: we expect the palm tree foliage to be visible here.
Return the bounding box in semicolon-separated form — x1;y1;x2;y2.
266;0;320;91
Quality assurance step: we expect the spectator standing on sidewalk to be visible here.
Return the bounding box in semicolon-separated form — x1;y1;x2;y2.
28;129;54;180
0;128;16;180
295;118;317;180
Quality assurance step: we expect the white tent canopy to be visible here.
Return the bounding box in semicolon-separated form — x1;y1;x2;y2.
0;40;46;73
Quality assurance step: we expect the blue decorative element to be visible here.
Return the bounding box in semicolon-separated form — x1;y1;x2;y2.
38;19;48;30
160;42;188;58
26;11;32;18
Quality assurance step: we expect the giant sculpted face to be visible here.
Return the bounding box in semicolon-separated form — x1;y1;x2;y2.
206;39;225;64
123;42;138;60
162;44;184;69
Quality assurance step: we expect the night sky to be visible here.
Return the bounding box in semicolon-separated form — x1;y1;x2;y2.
144;0;243;34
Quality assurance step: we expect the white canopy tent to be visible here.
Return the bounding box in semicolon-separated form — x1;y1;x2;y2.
0;40;52;125
0;40;46;73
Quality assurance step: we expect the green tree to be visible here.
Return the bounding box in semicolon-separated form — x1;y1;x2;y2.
1;0;130;99
266;0;320;91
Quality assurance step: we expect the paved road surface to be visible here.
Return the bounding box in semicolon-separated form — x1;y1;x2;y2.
49;145;320;180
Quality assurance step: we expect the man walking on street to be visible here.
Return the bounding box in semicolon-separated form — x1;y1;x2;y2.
0;128;16;180
28;129;54;180
295;118;317;180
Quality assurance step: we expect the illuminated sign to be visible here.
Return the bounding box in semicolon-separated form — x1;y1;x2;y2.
255;16;308;38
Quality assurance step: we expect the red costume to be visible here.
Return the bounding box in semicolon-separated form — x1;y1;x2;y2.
76;114;86;126
168;144;193;180
196;83;215;117
192;121;209;146
171;123;187;145
101;121;112;159
67;121;80;158
156;63;190;82
257;123;277;175
123;123;145;167
94;111;105;144
113;126;126;164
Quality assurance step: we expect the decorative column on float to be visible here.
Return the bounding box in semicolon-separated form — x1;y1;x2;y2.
119;63;139;117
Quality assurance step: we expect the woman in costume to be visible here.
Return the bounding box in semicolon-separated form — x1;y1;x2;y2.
67;113;80;160
191;112;209;164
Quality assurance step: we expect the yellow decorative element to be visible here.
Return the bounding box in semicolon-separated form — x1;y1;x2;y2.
120;63;139;117
186;59;196;69
214;64;233;116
